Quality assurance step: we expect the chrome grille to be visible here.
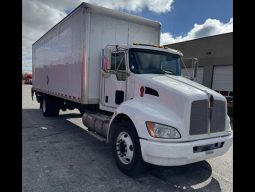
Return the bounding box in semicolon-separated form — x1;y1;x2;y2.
211;100;226;133
190;100;209;135
190;99;226;135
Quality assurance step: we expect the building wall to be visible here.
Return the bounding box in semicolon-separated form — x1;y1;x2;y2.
165;32;233;89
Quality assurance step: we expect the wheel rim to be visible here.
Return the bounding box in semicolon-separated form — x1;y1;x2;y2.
116;131;134;165
42;98;46;113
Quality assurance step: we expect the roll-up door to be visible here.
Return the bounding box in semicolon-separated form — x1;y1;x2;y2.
212;66;233;92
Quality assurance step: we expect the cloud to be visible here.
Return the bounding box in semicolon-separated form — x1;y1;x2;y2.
22;0;174;72
22;0;69;72
22;0;231;72
161;18;233;45
85;0;174;13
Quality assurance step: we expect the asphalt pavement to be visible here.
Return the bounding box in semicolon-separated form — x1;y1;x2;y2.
22;84;233;192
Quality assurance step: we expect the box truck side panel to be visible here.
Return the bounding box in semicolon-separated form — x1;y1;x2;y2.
32;3;160;104
128;22;160;45
33;8;84;102
87;12;160;103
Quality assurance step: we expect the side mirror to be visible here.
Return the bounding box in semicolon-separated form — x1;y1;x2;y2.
193;58;198;80
102;48;111;71
181;57;199;80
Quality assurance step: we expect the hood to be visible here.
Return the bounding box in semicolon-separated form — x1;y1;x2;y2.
135;74;225;101
132;74;228;140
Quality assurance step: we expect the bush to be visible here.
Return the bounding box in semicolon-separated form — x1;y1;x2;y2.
22;73;28;80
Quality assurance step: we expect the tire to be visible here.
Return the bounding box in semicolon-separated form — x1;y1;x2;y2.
42;95;59;117
111;120;148;176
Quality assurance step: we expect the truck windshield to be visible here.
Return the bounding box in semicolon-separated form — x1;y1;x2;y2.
129;48;181;75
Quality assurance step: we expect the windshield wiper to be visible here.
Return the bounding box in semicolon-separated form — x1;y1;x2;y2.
160;70;174;75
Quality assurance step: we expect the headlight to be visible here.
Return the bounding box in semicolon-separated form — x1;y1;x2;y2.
146;122;181;139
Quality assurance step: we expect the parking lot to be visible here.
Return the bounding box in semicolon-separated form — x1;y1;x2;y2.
22;84;233;192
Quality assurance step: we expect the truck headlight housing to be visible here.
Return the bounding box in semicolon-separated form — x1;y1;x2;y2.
146;122;181;139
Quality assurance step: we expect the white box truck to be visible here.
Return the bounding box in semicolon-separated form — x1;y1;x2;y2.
32;3;233;176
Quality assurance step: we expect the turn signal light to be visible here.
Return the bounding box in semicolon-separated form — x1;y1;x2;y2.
146;122;156;137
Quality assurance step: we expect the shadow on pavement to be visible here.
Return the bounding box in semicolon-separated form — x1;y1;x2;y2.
147;161;220;191
23;108;221;192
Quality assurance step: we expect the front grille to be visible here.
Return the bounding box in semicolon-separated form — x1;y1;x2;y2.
190;100;209;135
189;99;226;135
211;100;226;133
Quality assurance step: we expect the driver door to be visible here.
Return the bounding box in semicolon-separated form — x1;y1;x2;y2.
101;50;127;109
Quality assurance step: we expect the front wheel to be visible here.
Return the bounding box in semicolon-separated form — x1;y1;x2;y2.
111;121;148;176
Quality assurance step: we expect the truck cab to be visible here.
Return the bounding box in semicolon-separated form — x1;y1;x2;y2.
97;44;232;175
100;44;183;111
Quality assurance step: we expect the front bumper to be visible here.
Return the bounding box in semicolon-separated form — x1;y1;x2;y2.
140;133;233;166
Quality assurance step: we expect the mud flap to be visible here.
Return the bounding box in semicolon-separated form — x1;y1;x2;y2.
31;88;34;100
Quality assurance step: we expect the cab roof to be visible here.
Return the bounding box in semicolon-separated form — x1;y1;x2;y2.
107;44;183;56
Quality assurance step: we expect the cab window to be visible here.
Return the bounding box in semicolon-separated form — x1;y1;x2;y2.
111;52;126;71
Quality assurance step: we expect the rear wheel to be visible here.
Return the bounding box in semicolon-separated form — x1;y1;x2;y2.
42;95;59;117
111;120;148;176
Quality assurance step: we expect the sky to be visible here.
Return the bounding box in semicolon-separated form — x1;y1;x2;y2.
22;0;233;73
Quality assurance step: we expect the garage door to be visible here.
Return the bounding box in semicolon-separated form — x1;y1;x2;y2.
212;66;233;92
181;67;204;84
